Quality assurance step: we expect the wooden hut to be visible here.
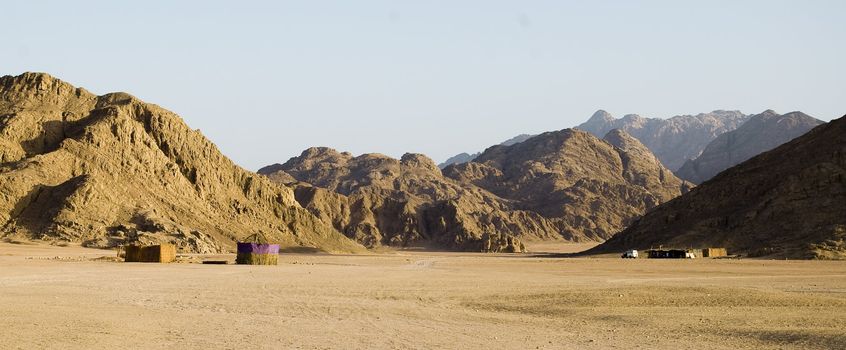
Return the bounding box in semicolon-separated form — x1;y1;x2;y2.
124;244;176;263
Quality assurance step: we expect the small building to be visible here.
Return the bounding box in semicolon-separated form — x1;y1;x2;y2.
236;242;280;265
124;244;177;263
646;249;693;259
236;233;279;265
688;249;703;258
702;247;728;258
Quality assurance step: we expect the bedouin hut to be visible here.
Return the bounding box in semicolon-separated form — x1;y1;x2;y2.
702;247;728;258
236;233;279;265
124;244;177;263
646;249;693;259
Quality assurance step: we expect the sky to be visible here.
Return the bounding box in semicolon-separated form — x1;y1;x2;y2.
3;1;845;170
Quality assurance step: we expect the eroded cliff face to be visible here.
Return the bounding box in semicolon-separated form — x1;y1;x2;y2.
591;116;846;259
0;73;362;253
261;129;689;251
675;110;824;184
576;110;749;171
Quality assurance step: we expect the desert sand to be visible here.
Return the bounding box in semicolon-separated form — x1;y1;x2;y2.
1;242;844;349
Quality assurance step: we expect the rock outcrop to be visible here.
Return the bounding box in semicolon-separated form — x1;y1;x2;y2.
675;110;824;183
588;116;845;259
0;73;363;253
576;110;749;170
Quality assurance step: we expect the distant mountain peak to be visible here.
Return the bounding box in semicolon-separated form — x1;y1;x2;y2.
587;109;614;122
675;110;824;184
576;110;751;170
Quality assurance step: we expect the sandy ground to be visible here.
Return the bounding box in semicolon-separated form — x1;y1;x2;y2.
1;242;845;350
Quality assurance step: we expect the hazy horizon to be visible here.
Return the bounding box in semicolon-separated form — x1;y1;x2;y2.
4;1;844;170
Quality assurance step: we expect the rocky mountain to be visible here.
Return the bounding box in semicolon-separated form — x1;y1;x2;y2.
260;149;550;252
262;128;690;251
438;134;534;168
576;110;750;171
0;72;363;253
675;110;824;184
588;116;845;259
444;128;692;240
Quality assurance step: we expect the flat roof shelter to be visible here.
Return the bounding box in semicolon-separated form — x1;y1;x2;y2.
703;248;728;258
646;249;691;259
124;244;176;263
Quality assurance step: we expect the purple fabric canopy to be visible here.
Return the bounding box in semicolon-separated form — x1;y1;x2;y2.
237;243;280;254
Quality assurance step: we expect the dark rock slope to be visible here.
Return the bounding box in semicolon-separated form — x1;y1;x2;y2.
589;116;845;259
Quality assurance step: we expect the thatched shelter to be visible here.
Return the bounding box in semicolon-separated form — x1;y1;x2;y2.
236;233;279;265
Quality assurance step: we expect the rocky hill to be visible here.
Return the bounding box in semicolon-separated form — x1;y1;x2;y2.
260;149;553;252
675;110;823;183
444;128;692;240
576;110;749;170
588;116;845;259
438;134;534;168
0;72;363;253
261;128;690;251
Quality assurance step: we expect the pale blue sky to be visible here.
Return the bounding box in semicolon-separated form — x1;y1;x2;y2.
4;1;844;169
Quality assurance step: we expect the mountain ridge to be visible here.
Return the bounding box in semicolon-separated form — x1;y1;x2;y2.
261;127;690;251
0;72;363;253
675;110;824;183
575;109;750;170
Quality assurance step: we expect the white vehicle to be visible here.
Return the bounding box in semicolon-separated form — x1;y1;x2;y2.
621;249;638;259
